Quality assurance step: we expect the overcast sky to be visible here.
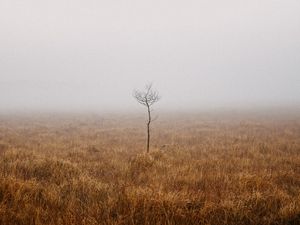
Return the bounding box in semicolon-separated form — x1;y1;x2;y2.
0;0;299;112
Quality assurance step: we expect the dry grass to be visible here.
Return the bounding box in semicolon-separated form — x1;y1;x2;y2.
0;112;299;225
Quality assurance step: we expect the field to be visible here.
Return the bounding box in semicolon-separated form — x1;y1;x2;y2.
0;111;299;225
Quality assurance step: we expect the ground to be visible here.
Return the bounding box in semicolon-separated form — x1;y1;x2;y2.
0;111;299;225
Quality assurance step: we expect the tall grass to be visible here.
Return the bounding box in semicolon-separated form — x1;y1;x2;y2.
0;113;299;224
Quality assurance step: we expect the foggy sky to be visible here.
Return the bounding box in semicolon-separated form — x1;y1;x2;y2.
1;0;300;112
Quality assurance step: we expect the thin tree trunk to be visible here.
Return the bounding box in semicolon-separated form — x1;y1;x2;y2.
147;105;151;153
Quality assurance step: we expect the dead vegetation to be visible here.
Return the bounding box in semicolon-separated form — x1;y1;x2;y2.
0;112;299;225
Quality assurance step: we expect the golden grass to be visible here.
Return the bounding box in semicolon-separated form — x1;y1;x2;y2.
0;112;299;225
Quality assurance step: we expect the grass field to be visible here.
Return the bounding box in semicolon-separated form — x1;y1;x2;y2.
0;111;299;225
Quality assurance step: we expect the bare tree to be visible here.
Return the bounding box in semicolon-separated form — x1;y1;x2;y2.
133;83;161;153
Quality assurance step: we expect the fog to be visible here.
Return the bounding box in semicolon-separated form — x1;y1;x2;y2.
1;0;299;113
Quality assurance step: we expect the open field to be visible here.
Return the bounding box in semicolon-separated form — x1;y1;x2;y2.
0;111;299;225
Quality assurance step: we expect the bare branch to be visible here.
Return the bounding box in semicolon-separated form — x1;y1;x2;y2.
133;83;160;107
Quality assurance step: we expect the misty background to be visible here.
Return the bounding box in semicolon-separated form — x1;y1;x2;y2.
0;0;299;113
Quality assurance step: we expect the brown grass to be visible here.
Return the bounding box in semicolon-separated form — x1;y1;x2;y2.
0;112;299;225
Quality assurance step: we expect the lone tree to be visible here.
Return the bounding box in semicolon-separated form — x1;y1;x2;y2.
133;83;161;153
